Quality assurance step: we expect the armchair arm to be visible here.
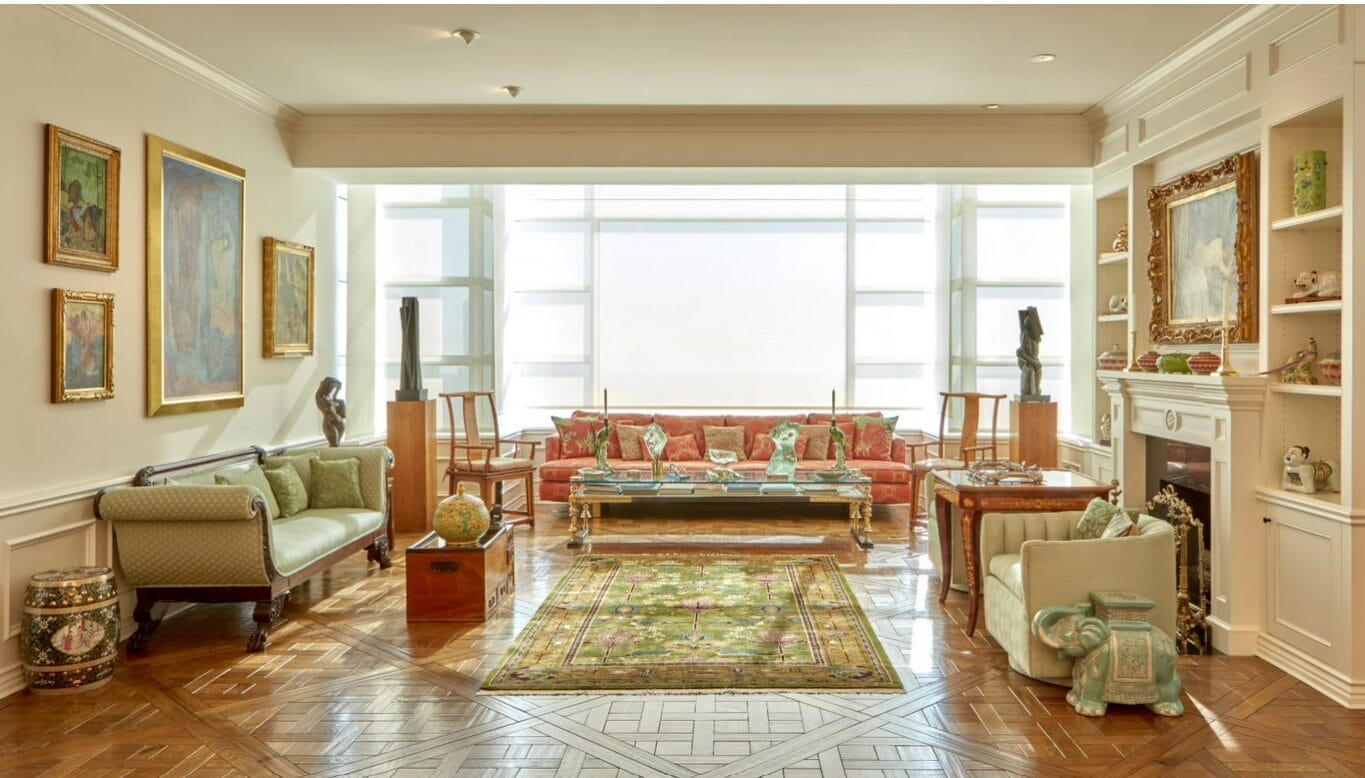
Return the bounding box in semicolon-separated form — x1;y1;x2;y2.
500;438;541;458
891;437;908;464
95;485;267;522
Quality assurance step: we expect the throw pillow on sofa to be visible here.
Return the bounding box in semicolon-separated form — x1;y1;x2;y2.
828;421;856;458
617;424;646;460
797;425;831;461
852;416;898;461
664;434;702;461
703;426;745;460
310;458;366;510
750;434;808;461
264;453;319;499
1074;497;1139;540
215;466;280;520
552;415;600;458
263;466;309;518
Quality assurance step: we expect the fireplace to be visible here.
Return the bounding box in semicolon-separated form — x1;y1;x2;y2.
1147;437;1212;654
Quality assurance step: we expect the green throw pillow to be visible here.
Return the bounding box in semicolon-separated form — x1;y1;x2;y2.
310;457;365;510
1074;497;1139;540
263;466;309;518
264;453;318;501
215;466;280;521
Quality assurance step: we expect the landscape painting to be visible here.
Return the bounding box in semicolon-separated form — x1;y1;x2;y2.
52;289;114;403
46;125;120;271
263;238;314;357
146;135;246;416
1168;181;1238;325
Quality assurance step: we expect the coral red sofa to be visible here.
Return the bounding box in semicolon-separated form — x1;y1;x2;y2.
539;411;911;504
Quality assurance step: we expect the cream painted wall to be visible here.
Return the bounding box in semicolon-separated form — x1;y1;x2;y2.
0;6;338;694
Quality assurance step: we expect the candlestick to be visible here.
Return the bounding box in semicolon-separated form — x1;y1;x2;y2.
831;388;836;418
603;388;608;418
1218;281;1238;376
1126;330;1140;372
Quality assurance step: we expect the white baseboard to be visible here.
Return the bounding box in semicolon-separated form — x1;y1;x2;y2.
1207;615;1259;656
0;662;23;700
1258;633;1365;709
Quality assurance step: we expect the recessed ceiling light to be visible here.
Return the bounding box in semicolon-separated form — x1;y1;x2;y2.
1030;53;1057;63
501;85;523;98
982;103;1001;110
451;28;480;45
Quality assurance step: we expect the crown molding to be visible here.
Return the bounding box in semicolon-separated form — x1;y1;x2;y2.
44;4;301;127
1083;4;1290;129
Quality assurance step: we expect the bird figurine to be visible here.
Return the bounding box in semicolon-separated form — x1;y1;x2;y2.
1259;337;1318;384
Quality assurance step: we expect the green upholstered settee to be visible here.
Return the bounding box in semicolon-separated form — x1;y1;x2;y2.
95;445;393;655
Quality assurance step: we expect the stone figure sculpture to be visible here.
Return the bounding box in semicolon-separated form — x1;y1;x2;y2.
314;376;346;447
396;297;426;401
766;421;800;478
1015;306;1048;401
1032;592;1184;718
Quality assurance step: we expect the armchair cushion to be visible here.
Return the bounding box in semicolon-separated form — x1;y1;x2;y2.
309;458;365;510
456;456;534;473
215;466;280;520
988;554;1024;600
264;466;308;518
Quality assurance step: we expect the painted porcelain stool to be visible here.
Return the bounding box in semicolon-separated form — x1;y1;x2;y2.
22;566;119;694
1032;591;1184;717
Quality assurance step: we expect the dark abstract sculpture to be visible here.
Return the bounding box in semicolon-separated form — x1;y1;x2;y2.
315;377;346;446
1015;306;1049;402
396;296;426;401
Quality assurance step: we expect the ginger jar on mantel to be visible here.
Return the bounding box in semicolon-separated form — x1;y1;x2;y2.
432;483;490;545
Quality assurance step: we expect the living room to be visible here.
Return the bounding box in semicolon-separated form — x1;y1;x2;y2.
3;3;1364;774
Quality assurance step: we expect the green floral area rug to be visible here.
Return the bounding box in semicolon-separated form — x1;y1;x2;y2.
482;554;903;693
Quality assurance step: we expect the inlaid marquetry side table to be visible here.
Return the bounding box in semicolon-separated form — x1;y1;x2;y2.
932;469;1116;636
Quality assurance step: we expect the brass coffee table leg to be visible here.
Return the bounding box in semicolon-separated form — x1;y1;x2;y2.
849;500;874;549
567;494;592;548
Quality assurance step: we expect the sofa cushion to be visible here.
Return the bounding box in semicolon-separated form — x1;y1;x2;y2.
656;415;726;451
264;452;319;500
617;424;647;459
727;415;807;457
215;466;280;520
703;426;745;460
264;466;309;518
572;411;654;458
310;458;365;510
987;553;1025;600
270;508;384;576
798;425;831;461
664;434;702;461
837;458;912;484
852;415;897;461
552;415;599;458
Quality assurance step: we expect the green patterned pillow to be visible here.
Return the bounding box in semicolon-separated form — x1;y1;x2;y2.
263;466;309;518
1074;498;1139;540
263;453;318;492
215;466;280;520
310;457;365;510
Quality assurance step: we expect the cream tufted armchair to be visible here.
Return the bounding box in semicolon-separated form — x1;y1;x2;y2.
979;510;1176;683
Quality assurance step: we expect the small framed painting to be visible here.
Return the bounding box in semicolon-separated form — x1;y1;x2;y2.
46;125;120;271
263;238;314;358
52;289;114;403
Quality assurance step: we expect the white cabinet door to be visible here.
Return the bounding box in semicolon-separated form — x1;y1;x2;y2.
1264;504;1344;666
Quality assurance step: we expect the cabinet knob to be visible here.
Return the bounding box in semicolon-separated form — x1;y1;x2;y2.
1262;516;1272;524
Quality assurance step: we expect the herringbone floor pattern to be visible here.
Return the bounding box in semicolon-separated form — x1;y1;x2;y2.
2;506;1361;776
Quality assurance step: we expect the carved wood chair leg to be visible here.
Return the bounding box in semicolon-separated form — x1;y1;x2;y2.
525;473;536;527
247;592;289;652
126;593;164;658
367;536;393;569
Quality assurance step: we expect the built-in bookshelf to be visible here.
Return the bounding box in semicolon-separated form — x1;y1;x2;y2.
1092;187;1131;446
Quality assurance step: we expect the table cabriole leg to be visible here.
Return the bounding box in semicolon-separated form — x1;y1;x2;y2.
936;493;953;604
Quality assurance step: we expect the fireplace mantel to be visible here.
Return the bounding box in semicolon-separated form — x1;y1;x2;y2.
1098;369;1267;656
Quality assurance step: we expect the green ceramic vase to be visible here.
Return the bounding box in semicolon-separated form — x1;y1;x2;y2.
433;483;491;545
1157;353;1192;374
1293;150;1327;216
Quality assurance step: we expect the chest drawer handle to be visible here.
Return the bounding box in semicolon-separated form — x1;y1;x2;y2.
430;561;461;574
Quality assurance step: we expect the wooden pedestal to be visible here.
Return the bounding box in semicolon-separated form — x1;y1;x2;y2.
1009;401;1059;468
387;400;438;534
405;527;515;622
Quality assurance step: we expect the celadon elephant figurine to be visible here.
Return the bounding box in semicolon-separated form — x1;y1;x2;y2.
1031;592;1184;717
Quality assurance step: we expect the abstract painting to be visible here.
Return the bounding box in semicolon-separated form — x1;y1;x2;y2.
146;135;245;416
263;238;314;357
52;289;114;402
46;125;120;271
1148;150;1258;344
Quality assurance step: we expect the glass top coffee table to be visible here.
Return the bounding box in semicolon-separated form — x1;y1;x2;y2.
567;469;875;549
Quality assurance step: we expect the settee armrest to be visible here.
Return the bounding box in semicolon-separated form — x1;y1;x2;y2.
545;434;562;461
1018;520;1176;639
95;485;267;523
891;436;908;464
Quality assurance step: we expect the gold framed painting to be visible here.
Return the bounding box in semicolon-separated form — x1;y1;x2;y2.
146;135;246;416
46;125;120;271
1147;149;1258;344
52;289;114;403
263;238;315;358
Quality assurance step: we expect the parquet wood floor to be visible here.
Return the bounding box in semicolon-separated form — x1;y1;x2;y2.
2;506;1361;777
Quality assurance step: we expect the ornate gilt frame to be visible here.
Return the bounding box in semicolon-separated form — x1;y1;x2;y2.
146;135;246;416
52;289;114;403
45;125;120;271
1147;150;1258;344
262;238;315;358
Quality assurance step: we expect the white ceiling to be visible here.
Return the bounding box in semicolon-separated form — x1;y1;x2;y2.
116;4;1236;114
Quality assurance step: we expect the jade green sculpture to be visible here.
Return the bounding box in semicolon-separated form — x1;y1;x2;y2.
830;422;848;471
1032;592;1184;717
766;421;800;478
1157;353;1191;374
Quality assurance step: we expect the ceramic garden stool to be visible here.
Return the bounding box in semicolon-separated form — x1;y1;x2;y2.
1031;591;1184;717
21;566;119;695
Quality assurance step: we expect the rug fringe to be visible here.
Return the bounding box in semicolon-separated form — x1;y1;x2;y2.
478;687;904;696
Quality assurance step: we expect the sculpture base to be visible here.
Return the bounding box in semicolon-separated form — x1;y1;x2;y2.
1013;394;1051;403
395;389;428;401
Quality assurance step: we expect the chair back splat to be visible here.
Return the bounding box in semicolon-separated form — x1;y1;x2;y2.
439;392;537;527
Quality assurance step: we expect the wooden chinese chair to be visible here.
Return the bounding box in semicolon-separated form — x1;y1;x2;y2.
909;391;1007;521
440;391;539;527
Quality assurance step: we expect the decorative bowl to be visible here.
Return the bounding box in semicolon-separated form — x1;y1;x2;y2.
1320;353;1342;385
707;448;739;466
1157;353;1192;374
1188;352;1221;375
577;467;613;480
814;469;847;481
1097;346;1127;371
1136;351;1161;373
432;484;490;546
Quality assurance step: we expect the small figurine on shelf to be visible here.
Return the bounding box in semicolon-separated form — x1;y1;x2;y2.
1260;338;1318;384
1108;294;1128;314
1319;353;1342;385
1288;270;1342;303
1112;226;1129;253
314;376;346;446
1282;445;1338;494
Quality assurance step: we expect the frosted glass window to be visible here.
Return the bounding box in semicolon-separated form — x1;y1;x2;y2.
854;294;931;363
595;185;847;219
507;185;590;219
854;185;933;219
598;221;845;406
505;292;590;362
974;364;1071;432
853;363;933;419
505;222;591;291
974;286;1068;360
482;213;494;279
382;287;471;360
381;208;471;279
977;185;1069;205
854;222;932;291
976;206;1068;283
